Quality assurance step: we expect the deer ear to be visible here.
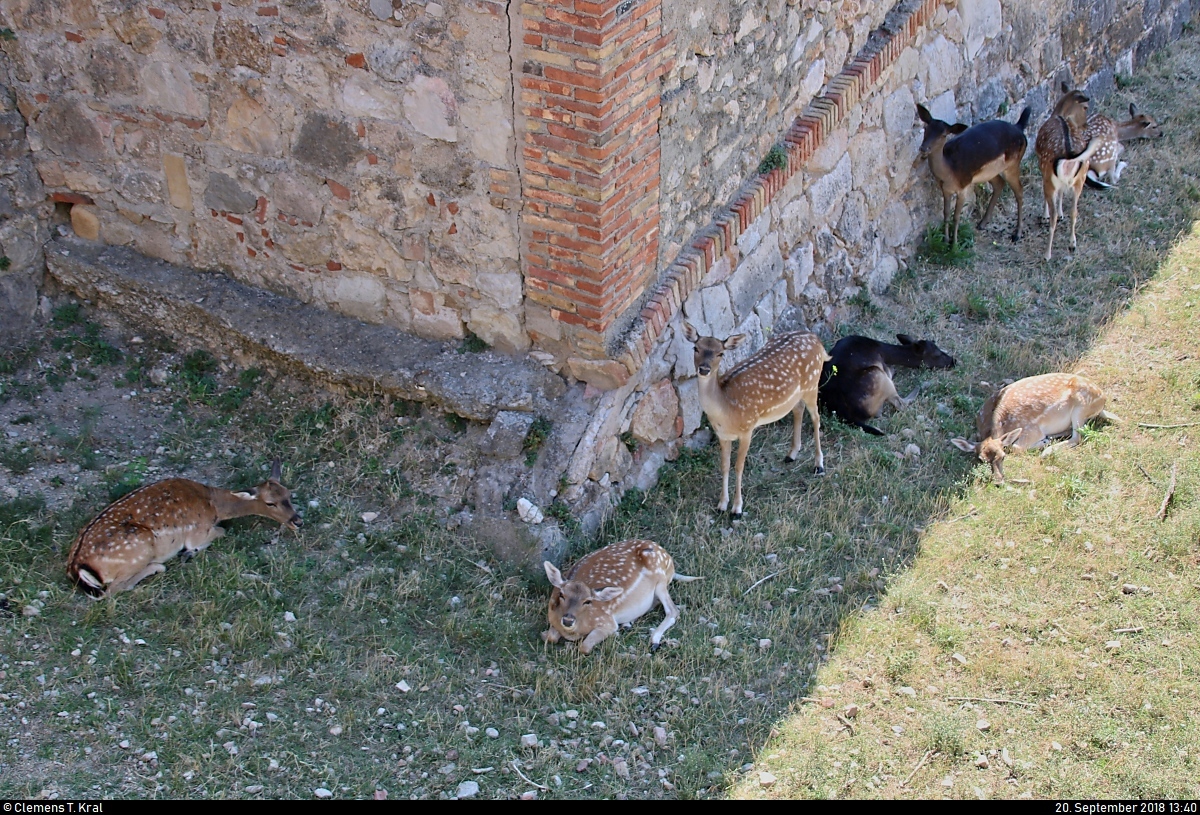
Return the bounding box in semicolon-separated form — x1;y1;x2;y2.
999;428;1023;447
234;490;256;500
896;334;916;345
269;458;283;482
593;586;623;602
724;333;747;350
916;104;931;123
1129;102;1138;117
949;123;969;134
1061;80;1070;94
682;321;699;343
544;561;565;588
951;438;978;453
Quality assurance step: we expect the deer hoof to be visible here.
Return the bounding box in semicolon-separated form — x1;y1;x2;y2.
814;466;826;476
783;454;796;463
650;641;661;652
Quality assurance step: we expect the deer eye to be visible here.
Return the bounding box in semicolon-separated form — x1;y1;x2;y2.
583;599;593;605
265;501;277;507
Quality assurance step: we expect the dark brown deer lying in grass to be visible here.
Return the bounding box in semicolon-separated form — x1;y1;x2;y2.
1084;103;1165;188
819;334;956;435
915;104;1031;245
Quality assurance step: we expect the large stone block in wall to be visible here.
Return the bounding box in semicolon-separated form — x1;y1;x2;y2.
920;35;964;98
143;62;207;118
629;378;680;446
36;99;104;162
960;0;1003;60
404;75;458;143
728;236;783;324
809;153;852;217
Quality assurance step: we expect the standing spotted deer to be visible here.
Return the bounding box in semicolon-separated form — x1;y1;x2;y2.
1036;84;1101;260
683;323;830;518
951;373;1119;482
1084;103;1164;188
542;539;701;654
66;459;302;596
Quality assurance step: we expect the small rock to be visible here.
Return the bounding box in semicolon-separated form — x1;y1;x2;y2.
485;727;499;739
758;638;772;650
314;788;333;799
520;733;539;749
361;512;379;523
758;770;777;788
904;443;922;458
1105;640;1121;651
711;635;728;647
372;790;387;800
1121;584;1139;594
520;791;537;800
455;780;479;799
975;754;989;768
941;775;954;787
844;704;859;719
22;605;39;617
654;726;668;747
329;725;343;736
1001;748;1013;767
283;611;296;622
516;498;544;524
245;785;264;794
898;686;916;697
952;653;968;665
118;740;131;749
396;680;411;693
976;719;990;731
1051;741;1063;752
613;757;630;780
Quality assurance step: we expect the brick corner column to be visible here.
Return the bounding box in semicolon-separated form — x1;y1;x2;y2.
518;0;669;381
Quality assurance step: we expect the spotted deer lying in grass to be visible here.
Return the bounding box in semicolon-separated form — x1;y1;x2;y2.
1036;84;1102;260
66;459;302;596
542;539;701;654
820;334;956;435
1084;103;1165;188
951;373;1119;482
683;322;830;518
915;103;1031;245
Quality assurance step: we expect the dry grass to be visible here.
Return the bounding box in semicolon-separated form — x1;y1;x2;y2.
0;31;1199;802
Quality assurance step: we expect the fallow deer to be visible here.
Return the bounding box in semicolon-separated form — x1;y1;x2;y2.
915;104;1031;245
66;458;302;596
683;322;830;518
820;334;956;435
1036;84;1101;260
1084;103;1165;188
951;373;1119;482
542;539;701;654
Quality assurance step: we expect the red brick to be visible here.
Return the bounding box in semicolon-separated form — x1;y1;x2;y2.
65;31;84;43
326;178;351;200
51;192;95;206
345;52;367;69
149;8;166;19
327;260;342;271
257;6;279;16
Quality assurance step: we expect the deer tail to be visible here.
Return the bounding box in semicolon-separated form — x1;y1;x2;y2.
1085;171;1114;190
673;574;704;583
1016;106;1031;131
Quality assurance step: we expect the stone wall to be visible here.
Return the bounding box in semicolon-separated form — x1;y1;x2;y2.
0;0;527;352
0;43;47;344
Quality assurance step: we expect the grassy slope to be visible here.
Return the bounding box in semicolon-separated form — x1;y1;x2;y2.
0;31;1197;802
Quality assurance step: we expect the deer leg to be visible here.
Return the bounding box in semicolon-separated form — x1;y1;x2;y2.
942;192;953;241
978;177;1003;229
182;526;223;561
578;620;619;655
1004;163;1023;242
109;562;167;594
730;432;753;518
784;404;804;463
649;584;680;651
1068;178;1083;252
541;627;562;644
951;192;965;246
1045;191;1059;261
806;395;825;475
717;437;733;513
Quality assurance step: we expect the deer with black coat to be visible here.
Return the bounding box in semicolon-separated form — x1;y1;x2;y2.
820;334;957;435
915;104;1031;245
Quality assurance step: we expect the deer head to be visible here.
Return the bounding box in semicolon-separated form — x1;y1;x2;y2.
683;322;744;377
543;560;622;640
952;428;1023;481
234;458;302;530
895;334;956;368
914;104;969;167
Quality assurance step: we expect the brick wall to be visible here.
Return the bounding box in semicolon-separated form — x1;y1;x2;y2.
518;0;671;369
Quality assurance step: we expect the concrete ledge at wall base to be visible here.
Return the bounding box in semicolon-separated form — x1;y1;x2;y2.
44;237;567;422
